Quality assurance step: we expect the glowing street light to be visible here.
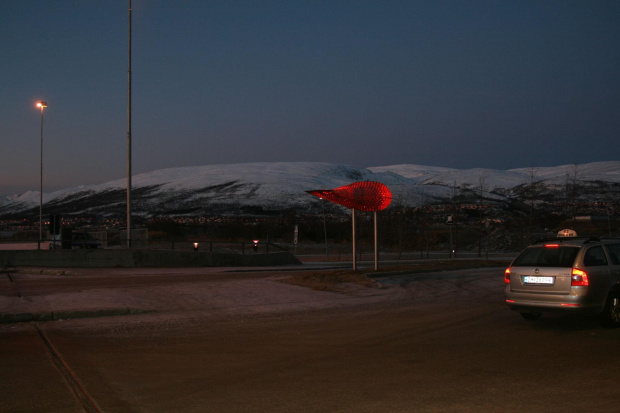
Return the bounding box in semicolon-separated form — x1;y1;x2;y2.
36;101;48;249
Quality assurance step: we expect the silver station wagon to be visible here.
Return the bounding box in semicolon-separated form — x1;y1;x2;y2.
504;237;620;327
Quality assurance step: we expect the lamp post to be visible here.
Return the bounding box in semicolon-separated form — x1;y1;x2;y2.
36;101;48;249
126;0;132;248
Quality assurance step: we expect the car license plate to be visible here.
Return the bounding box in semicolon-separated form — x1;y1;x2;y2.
523;276;554;285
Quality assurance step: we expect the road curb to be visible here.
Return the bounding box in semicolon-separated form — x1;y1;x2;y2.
0;308;152;324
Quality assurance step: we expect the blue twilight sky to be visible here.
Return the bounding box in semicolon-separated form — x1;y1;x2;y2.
1;0;619;195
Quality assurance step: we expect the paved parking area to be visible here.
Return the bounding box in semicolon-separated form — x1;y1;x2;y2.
2;266;619;413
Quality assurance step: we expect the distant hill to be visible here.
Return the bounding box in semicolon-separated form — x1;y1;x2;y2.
1;161;619;218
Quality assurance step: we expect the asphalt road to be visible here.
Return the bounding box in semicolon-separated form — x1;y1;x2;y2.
1;266;619;412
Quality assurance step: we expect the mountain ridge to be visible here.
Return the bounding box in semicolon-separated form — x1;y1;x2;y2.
1;161;619;218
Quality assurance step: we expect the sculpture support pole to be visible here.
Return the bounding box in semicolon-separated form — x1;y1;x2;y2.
374;211;378;271
352;208;356;271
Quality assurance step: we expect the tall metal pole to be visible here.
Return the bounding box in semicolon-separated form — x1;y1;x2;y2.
126;0;132;248
39;105;45;249
351;208;356;271
374;211;378;271
449;223;453;259
321;198;328;255
323;216;328;256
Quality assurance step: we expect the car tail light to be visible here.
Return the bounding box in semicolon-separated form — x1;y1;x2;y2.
544;243;560;248
571;268;589;286
504;268;511;284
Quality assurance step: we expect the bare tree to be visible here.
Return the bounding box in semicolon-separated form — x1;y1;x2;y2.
478;173;488;206
387;193;409;259
565;164;581;220
525;167;542;242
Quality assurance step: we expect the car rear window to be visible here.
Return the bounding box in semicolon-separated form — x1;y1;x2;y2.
583;246;608;266
512;246;580;267
606;243;620;265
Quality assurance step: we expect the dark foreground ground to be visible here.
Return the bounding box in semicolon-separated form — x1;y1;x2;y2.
1;263;619;412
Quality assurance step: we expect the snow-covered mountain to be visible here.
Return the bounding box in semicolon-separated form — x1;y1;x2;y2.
1;161;619;218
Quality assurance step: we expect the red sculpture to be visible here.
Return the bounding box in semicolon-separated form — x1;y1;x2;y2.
307;181;392;212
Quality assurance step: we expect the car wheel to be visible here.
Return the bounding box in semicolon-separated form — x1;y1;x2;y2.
599;291;620;328
519;312;542;320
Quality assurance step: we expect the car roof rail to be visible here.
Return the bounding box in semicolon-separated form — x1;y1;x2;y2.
532;237;592;245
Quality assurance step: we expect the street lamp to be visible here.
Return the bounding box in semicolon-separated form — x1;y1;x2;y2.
126;0;133;248
36;101;48;249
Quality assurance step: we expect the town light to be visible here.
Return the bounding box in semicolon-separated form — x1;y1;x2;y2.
36;101;48;249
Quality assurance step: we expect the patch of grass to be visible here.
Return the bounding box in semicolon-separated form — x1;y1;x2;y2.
373;259;510;277
277;259;510;292
280;270;378;292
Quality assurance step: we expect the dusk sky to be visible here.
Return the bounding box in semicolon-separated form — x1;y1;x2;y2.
1;0;619;195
